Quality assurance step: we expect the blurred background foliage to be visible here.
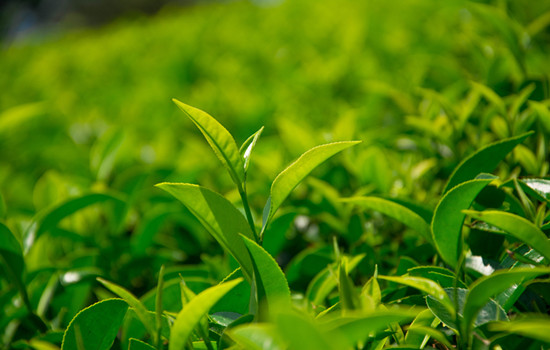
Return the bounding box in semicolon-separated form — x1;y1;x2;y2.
1;0;550;343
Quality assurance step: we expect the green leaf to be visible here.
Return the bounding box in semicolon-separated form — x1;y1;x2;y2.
320;309;419;348
240;126;264;174
404;309;438;348
443;132;532;193
229;323;283;350
241;235;291;316
464;210;550;261
277;312;341;350
432;178;494;268
173;99;245;189
343;196;432;244
24;193;125;253
263;141;360;230
520;178;550;203
90;129;124;181
463;268;550;337
61;298;128;350
169;278;243;350
406;326;452;349
426;288;507;332
128;338;156;350
156;183;254;280
489;315;550;343
338;258;360;312
0;223;25;290
378;275;454;315
96;278;156;341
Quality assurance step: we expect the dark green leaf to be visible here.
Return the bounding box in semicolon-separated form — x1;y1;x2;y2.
443;132;532;193
432;178;494;268
61;298;128;350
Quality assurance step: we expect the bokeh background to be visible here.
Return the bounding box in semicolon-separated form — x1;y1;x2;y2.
1;0;550;341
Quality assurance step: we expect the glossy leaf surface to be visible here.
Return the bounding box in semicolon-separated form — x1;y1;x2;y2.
173;99;245;189
432;178;493;267
62;299;128;350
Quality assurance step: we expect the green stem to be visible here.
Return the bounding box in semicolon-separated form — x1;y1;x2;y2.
239;184;259;243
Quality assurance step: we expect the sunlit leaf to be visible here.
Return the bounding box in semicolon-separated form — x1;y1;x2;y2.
432;178;494;268
378;275;454;315
263;141;360;230
443;132;532;193
240;126;264;174
490;315;550;343
241;235;291;316
61;298;128;350
173;99;245;189
156;183;254;279
464;210;550;261
169;278;243;350
229;324;283;350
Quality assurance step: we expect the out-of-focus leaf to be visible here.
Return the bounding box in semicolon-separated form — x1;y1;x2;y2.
378;275;453;315
96;278;156;341
406;325;452;349
90;129;124;181
432;178;494;268
489;315;550;343
61;298;128;350
240;126;264;174
404;309;438;348
465;210;550;261
443;132;531;193
173;100;245;189
277;312;341;350
263;141;360;231
229;324;283;350
462;268;550;336
169;278;243;350
320;309;419;348
520;178;550;203
343;196;432;244
156;183;254;279
306;254;364;306
24;193;125;253
241;235;291;315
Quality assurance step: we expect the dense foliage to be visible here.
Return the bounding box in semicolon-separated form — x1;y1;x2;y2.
1;0;550;349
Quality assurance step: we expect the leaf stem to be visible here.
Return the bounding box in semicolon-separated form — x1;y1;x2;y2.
239;185;259;243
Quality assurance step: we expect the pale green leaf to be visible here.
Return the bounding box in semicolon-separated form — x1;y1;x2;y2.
169;278;243;350
61;299;128;350
490;315;550;343
432;178;494;268
156;183;254;279
464;210;550;261
128;338;156;350
241;235;291;314
240;126;264;173
229;324;283;350
264;141;360;230
378;275;454;315
173;100;245;189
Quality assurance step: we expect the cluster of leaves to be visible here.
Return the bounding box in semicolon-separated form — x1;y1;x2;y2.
2;0;550;349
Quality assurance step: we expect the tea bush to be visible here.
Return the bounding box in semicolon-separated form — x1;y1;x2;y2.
1;0;550;349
